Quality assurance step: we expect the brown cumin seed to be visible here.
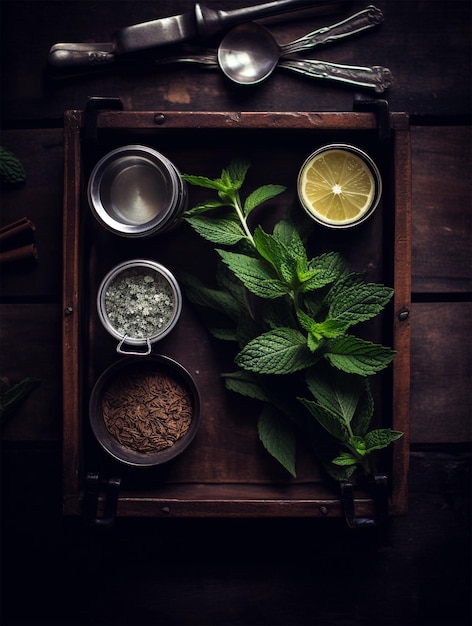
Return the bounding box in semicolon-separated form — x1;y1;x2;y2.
101;367;193;453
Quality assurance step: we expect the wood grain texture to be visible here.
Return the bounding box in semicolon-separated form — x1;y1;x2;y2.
1;446;470;626
1;1;470;122
0;304;62;441
0;130;63;299
411;126;472;294
410;301;472;443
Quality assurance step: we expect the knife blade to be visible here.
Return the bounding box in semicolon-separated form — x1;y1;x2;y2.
48;0;343;72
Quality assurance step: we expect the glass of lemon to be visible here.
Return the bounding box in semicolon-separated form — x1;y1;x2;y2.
297;144;382;229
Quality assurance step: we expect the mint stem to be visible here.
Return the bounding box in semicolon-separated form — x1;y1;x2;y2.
233;192;254;246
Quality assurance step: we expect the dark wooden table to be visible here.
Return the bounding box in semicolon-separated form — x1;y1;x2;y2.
1;2;470;625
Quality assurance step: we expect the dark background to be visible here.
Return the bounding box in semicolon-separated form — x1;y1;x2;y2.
1;2;471;625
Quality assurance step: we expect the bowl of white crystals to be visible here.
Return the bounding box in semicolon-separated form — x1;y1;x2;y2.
97;259;182;355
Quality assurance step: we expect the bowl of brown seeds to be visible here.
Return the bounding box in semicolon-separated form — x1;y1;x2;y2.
89;355;200;467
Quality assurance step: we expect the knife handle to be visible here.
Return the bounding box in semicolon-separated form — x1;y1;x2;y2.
47;43;115;72
195;0;341;38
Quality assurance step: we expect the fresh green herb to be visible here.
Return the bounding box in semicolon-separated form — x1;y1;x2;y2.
0;146;26;185
181;159;401;480
0;377;40;424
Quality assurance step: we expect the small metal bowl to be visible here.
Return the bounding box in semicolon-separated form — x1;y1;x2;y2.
97;259;182;356
89;355;201;467
88;145;187;237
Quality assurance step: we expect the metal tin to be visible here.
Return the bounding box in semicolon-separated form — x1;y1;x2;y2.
297;143;382;229
88;145;187;237
97;259;182;355
89;355;201;467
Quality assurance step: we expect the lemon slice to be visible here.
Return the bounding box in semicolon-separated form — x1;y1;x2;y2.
298;145;381;228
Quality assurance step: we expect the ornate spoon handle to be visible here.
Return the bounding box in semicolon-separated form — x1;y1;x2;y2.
278;58;393;92
155;50;218;66
280;5;384;56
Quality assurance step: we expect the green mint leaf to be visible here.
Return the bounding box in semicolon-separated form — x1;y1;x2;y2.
273;215;314;249
217;249;288;299
185;215;246;245
332;452;359;466
253;226;286;268
307;333;320;352
350;381;374;437
0;147;26;185
183;200;228;216
263;296;298;330
302;252;347;292
216;262;248;308
364;428;403;453
298;398;350;442
329;283;394;328
0;377;40;421
350;435;367;456
297;311;346;342
211;328;238;341
235;327;315;374
225;158;250;190
305;367;365;425
295;309;314;333
324;336;396;376
311;318;349;340
329;463;358;480
326;272;364;303
253;226;306;286
279;260;298;285
243;184;286;217
272;218;295;244
223;371;270;402
179;271;243;320
258;404;297;477
181;173;227;192
185;307;236;341
273;220;307;258
236;311;262;347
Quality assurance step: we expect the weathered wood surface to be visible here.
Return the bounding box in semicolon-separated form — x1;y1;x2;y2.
0;1;470;624
1;1;470;121
411;127;472;294
1;445;470;625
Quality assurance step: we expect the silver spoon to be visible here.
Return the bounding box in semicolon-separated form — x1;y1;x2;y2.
158;50;392;93
156;6;392;92
217;4;384;85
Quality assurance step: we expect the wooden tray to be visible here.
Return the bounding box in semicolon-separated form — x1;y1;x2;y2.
62;106;411;523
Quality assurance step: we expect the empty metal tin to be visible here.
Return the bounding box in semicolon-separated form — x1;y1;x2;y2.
88;145;187;237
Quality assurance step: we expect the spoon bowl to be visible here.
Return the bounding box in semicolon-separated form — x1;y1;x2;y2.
217;22;280;85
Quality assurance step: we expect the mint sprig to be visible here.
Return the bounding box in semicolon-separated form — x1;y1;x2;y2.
180;159;401;480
